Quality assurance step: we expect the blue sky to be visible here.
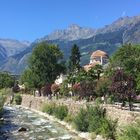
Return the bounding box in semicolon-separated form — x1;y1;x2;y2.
0;0;140;41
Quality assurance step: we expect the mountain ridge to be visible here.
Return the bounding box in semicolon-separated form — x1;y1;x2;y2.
1;15;140;74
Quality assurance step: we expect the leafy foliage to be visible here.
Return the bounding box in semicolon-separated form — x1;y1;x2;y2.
96;118;117;140
88;64;103;80
0;72;15;89
41;84;52;96
20;68;38;90
59;80;70;96
42;103;56;115
54;105;68;120
21;42;65;95
12;81;20;93
73;105;117;139
118;121;140;140
14;94;22;105
73;108;89;132
0;92;5;116
42;103;68;120
51;84;60;95
68;44;81;73
111;44;140;78
96;76;111;97
110;69;136;110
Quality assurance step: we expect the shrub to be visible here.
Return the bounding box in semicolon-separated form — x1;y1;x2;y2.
90;132;97;140
42;103;56;115
59;80;70;97
41;84;52;96
73;105;117;139
88;116;102;132
42;103;68;120
73;108;89;132
106;96;114;104
64;114;74;123
87;105;106;132
96;76;110;97
51;84;60;95
72;83;81;96
118;121;140;140
96;118;117;140
54;105;68;120
0;95;5;116
14;94;22;105
74;106;107;132
95;97;103;105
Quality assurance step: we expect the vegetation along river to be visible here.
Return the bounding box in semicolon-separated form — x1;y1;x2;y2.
0;106;79;140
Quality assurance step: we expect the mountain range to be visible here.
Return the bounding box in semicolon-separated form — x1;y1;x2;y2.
0;15;140;74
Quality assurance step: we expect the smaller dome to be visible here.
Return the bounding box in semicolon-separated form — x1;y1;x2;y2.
91;50;108;58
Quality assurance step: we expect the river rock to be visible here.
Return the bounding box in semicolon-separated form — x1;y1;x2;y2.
0;118;4;122
18;127;27;132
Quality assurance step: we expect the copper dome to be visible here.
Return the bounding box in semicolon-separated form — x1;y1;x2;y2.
91;50;108;58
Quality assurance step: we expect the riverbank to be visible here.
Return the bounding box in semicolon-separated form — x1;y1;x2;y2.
21;94;140;126
20;105;95;140
18;94;140;140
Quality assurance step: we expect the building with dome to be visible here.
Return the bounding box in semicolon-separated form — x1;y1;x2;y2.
84;50;109;71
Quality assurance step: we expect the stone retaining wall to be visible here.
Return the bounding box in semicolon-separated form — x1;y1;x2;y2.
21;94;140;126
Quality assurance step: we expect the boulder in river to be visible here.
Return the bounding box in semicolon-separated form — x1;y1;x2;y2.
18;127;27;132
0;118;4;122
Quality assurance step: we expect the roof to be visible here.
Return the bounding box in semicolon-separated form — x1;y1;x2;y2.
91;50;108;58
84;62;100;71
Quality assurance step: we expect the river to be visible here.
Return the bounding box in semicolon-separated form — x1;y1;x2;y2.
0;106;79;140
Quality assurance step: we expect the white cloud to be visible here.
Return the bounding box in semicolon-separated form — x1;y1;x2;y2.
121;11;126;17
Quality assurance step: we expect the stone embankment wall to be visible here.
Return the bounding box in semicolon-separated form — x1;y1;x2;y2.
21;94;140;126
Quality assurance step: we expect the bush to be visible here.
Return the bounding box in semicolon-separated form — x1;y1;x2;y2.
0;95;5;116
54;105;68;120
73;105;117;139
64;114;74;123
42;103;56;115
107;96;114;104
74;106;106;132
73;108;89;132
87;105;106;132
14;94;22;105
59;80;70;97
118;121;140;140
96;118;117;140
42;103;68;120
95;97;103;105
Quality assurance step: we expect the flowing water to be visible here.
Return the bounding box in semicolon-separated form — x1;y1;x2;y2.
0;106;79;140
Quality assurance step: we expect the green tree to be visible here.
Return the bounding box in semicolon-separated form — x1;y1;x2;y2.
96;76;111;98
0;72;15;89
20;68;38;91
111;44;140;78
21;42;65;96
110;44;140;95
59;80;70;96
136;73;140;92
110;69;136;111
88;64;103;80
68;44;81;73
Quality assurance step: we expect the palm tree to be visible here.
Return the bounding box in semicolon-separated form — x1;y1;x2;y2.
88;64;103;80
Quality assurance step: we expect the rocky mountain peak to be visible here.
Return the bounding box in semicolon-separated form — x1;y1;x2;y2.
67;24;81;30
40;24;95;42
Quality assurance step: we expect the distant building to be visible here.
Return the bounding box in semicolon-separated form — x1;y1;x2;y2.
55;74;67;85
84;50;109;71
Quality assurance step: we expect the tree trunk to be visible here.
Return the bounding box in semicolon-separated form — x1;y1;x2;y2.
38;88;41;97
97;73;100;80
129;97;132;111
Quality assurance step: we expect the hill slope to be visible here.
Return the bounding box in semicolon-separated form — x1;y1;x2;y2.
1;15;140;74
